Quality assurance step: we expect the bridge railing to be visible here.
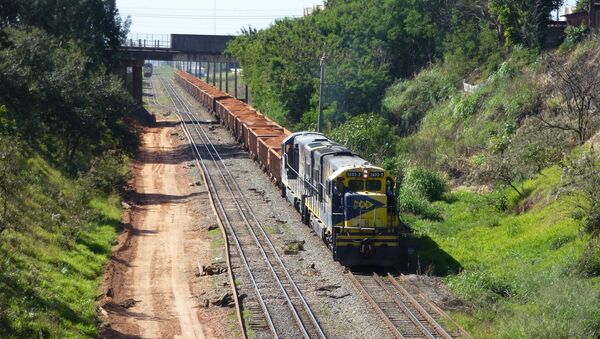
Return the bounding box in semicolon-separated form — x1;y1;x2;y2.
122;33;171;49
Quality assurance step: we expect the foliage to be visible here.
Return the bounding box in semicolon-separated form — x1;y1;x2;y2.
408;166;599;337
328;113;399;164
539;47;600;145
0;135;23;234
560;150;600;238
0;0;129;66
443;7;503;78
227;0;453;126
397;167;447;220
0;27;138;173
574;237;600;277
565;25;590;44
488;0;564;48
0;155;121;337
382;66;457;135
473;119;565;196
401;167;448;202
0;3;135;336
575;0;590;12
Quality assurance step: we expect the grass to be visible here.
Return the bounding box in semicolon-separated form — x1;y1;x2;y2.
208;228;225;264
264;225;282;235
406;166;600;337
0;156;122;338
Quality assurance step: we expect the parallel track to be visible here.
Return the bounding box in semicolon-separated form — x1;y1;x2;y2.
157;73;326;339
350;272;455;339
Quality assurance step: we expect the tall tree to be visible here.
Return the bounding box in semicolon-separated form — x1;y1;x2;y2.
489;0;564;47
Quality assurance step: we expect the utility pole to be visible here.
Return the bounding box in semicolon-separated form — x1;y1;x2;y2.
317;49;326;133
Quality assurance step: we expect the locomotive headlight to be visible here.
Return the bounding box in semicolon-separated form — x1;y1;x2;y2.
363;169;368;179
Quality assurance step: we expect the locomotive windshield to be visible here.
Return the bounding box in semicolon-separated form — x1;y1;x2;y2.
346;179;382;192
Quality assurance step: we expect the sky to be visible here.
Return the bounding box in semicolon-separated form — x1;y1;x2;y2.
116;0;323;37
117;0;581;38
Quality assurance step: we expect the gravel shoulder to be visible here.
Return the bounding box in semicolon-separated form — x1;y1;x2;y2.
97;79;240;338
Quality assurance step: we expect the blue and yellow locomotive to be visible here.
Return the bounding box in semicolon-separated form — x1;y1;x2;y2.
281;132;401;266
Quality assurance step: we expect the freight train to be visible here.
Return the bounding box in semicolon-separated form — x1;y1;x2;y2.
144;63;153;77
175;70;401;266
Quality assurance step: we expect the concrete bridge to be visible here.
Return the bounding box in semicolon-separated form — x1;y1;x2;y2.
116;34;239;104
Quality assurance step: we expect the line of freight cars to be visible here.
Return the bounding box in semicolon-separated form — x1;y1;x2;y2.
174;70;402;266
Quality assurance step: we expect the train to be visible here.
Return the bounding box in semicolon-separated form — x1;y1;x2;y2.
174;70;402;266
144;63;153;77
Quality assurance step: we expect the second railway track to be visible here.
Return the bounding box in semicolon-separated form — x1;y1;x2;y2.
350;271;471;339
155;73;326;339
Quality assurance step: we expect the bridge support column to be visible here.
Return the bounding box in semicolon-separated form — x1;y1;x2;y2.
132;59;144;106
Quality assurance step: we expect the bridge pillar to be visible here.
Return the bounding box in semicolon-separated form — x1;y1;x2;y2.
132;59;144;105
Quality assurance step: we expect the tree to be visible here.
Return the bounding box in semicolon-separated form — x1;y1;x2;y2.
561;150;600;237
0;27;136;171
0;107;22;234
0;0;129;66
328;113;399;165
474;119;566;197
539;53;600;145
488;0;564;47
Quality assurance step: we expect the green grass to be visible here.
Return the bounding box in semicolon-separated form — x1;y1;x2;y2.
208;228;225;264
406;166;600;337
0;156;122;338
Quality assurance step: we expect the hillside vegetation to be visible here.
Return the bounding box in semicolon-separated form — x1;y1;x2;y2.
228;0;600;336
0;1;136;337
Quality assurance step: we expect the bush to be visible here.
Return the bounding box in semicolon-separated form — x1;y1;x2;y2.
398;189;443;221
401;167;448;202
397;167;447;220
575;237;600;277
565;25;590;44
561;150;600;237
328;113;399;164
80;151;130;195
383;66;457;135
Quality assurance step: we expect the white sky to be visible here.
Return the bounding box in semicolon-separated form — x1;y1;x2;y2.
116;0;323;36
117;0;581;37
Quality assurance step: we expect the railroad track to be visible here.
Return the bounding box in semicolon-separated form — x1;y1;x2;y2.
156;73;326;339
350;272;466;339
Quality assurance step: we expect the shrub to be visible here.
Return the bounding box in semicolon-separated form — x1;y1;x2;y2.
383;66;457;135
398;189;443;221
328;113;399;165
80;151;130;195
397;167;447;220
565;25;590;44
574;238;600;277
401;167;448;202
561;150;600;237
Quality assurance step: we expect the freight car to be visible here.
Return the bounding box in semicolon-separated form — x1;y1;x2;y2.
174;70;401;266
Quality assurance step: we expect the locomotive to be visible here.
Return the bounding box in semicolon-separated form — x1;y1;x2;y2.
143;62;153;77
282;132;401;266
175;70;402;266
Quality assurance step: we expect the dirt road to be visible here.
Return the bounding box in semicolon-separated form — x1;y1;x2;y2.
98;115;235;338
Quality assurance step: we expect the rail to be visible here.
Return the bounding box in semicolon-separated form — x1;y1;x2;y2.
157;73;326;338
349;272;457;338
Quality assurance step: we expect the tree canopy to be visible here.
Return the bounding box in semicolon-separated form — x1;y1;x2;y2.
227;0;562;130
